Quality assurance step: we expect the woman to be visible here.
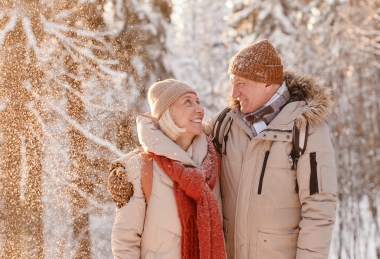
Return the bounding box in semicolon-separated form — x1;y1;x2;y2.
111;79;226;259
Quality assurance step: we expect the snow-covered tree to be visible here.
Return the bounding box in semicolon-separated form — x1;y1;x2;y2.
168;0;232;116
109;0;173;150
0;0;172;257
227;0;299;67
0;2;45;257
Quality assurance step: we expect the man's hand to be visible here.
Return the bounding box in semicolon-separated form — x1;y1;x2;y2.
108;162;134;209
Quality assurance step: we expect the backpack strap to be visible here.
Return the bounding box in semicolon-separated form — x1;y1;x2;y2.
211;107;231;156
285;86;309;193
140;153;153;203
286;86;308;170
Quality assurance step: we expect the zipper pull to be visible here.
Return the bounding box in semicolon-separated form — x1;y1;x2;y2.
288;155;294;167
223;135;228;155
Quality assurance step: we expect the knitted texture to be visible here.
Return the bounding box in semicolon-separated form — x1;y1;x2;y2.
150;137;225;259
228;39;283;84
148;79;196;119
108;162;134;209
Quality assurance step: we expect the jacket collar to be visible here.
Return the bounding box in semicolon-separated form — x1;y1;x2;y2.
136;114;207;168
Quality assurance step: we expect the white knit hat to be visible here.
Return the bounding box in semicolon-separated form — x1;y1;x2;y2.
148;79;197;119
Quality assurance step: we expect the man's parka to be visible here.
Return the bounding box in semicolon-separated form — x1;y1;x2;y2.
203;71;337;259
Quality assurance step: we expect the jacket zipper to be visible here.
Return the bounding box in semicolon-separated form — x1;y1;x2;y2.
309;152;319;195
235;140;260;258
257;151;270;195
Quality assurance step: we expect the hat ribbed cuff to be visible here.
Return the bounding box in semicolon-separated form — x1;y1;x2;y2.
152;84;196;119
229;64;283;85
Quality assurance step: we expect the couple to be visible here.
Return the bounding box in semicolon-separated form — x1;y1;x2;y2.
108;40;337;259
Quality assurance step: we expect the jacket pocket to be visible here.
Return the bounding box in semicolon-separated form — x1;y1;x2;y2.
257;151;270;195
144;250;156;259
256;227;299;259
309;152;319;195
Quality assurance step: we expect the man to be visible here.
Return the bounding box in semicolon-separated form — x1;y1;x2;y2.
109;39;337;259
203;39;337;259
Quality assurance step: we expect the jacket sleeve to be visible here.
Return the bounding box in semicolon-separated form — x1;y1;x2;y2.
111;156;146;259
296;122;337;259
203;110;221;136
112;147;144;168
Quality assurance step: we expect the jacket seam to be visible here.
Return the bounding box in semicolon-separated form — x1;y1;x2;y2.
297;247;328;255
250;206;302;209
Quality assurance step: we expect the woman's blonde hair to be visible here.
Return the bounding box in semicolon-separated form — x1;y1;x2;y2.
158;108;186;141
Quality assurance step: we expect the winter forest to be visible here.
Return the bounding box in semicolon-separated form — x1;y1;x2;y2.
0;0;379;258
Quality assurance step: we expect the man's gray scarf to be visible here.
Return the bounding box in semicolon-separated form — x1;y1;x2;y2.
242;82;290;137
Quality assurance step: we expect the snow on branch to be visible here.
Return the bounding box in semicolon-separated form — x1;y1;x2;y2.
47;33;121;81
229;6;254;28
98;63;126;81
22;17;43;57
44;70;126;112
41;15;117;39
46;169;106;211
49;104;124;157
50;39;116;81
0;14;17;49
115;0;124;20
24;84;124;157
50;28;118;66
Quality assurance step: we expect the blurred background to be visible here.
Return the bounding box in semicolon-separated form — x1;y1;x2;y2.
0;0;379;258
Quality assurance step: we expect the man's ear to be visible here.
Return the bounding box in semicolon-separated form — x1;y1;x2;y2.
264;84;273;93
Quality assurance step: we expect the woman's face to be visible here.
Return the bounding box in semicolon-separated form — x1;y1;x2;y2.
170;93;204;138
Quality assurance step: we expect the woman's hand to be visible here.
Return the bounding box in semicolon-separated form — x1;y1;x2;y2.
108;162;134;209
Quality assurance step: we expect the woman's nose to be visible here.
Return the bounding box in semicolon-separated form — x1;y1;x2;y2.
196;104;204;115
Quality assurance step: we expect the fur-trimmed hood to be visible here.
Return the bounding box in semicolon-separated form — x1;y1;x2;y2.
228;70;334;128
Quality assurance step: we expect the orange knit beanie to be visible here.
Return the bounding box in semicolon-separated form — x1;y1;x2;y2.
228;39;283;84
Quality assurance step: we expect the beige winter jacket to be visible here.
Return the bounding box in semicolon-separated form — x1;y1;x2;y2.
203;71;337;259
111;115;223;259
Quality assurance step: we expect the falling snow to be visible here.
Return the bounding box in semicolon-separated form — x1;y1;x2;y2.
1;0;379;258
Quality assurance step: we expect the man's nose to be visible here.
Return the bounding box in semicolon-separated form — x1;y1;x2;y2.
231;84;240;98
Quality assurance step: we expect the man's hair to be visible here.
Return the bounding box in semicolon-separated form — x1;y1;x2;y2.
158;108;186;141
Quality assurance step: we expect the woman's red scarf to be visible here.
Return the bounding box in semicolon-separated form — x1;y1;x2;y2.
149;137;226;259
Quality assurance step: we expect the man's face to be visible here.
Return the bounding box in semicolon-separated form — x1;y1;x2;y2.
230;74;273;114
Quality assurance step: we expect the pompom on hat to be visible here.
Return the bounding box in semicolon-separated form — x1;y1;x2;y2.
228;39;283;84
148;79;197;119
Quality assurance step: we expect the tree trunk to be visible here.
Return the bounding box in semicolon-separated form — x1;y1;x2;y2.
66;62;93;258
0;18;44;258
